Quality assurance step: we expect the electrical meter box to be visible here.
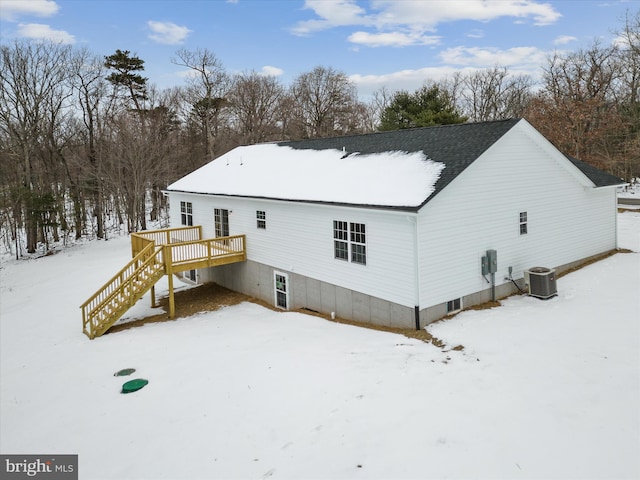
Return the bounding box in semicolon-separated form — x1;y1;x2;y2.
486;249;497;273
481;255;489;275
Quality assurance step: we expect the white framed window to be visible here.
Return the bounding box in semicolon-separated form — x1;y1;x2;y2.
350;223;366;265
274;271;289;309
447;298;462;313
180;201;193;226
333;221;348;260
333;221;366;265
519;211;528;235
214;208;229;237
256;210;266;229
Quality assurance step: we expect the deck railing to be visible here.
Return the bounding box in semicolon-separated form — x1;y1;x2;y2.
131;225;202;257
82;227;246;339
166;234;246;268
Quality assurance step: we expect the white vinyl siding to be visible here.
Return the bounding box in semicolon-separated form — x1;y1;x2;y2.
168;192;417;307
168;121;617;313
416;121;617;308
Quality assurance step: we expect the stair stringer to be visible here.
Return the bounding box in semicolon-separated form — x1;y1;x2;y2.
81;243;165;339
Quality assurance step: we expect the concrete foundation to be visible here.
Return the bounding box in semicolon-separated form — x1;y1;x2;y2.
203;250;617;331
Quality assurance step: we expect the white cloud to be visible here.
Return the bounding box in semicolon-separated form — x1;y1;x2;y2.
260;65;284;77
147;21;192;45
350;66;463;92
291;0;561;38
291;0;371;35
467;29;484;39
349;44;551;99
16;23;74;43
554;35;577;45
612;34;630;49
0;0;58;21
348;31;440;47
439;45;547;68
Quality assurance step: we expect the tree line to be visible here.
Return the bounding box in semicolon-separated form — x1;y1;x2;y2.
1;11;638;256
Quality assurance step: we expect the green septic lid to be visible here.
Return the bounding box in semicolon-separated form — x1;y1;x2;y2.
114;368;136;377
121;378;148;394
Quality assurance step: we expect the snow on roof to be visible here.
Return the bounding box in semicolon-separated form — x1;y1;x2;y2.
167;143;445;208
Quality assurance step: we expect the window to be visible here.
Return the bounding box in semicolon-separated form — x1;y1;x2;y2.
447;298;462;313
180;201;193;226
333;221;348;260
274;272;288;309
333;221;366;265
256;210;266;229
350;223;366;265
519;211;528;235
214;208;229;237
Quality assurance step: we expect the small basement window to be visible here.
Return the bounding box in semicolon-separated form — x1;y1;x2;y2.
447;298;462;313
256;210;266;229
519;211;528;235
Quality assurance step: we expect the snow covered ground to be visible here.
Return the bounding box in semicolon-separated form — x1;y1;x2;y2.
1;212;639;480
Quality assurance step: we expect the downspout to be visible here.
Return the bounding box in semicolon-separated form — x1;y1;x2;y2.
411;213;421;330
614;188;619;249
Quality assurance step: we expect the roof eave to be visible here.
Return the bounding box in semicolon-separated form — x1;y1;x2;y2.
164;189;422;213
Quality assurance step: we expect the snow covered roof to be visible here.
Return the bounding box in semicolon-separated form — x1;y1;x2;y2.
167;118;624;210
167;144;445;209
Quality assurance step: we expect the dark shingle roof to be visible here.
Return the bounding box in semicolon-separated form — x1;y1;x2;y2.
276;118;624;210
563;154;625;187
278;119;520;209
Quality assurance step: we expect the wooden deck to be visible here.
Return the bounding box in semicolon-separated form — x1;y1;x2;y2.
131;226;246;272
81;226;246;339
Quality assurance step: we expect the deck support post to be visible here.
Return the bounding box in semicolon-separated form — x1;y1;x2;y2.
164;245;175;319
168;274;175;318
150;285;156;308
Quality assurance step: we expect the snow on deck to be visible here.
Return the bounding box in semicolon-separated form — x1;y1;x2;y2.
167;144;445;207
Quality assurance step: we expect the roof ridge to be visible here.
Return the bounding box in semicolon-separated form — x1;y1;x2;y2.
278;118;521;146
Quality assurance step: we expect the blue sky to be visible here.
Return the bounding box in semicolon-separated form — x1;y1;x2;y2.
0;0;636;98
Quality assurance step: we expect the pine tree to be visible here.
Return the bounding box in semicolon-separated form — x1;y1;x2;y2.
104;49;148;111
379;84;467;131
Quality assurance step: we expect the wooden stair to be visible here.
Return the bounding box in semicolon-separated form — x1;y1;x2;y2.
81;242;165;339
81;226;247;339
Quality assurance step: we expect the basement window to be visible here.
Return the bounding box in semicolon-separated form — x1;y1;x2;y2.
180;201;193;226
519;211;528;235
256;210;266;229
447;298;462;313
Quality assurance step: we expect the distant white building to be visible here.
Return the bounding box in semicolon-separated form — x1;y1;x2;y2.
165;118;624;329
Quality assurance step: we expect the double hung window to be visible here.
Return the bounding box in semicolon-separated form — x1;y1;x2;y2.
180;201;193;226
333;221;366;265
519;212;528;235
256;211;266;229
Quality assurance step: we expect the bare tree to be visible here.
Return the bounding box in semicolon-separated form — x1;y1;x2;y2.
289;66;362;138
228;71;284;145
613;9;640;180
526;41;623;171
172;48;230;160
0;40;74;252
70;48;112;238
458;67;533;122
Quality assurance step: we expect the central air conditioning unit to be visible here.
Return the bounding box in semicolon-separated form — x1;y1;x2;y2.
524;267;557;299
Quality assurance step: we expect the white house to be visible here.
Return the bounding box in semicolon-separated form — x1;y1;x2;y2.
165;118;624;329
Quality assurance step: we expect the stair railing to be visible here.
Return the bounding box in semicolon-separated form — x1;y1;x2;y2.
81;242;164;339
